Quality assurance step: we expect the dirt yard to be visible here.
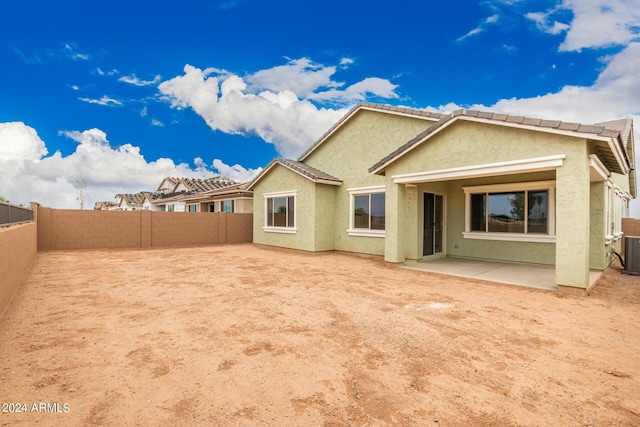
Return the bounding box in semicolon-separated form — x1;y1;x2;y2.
0;244;638;426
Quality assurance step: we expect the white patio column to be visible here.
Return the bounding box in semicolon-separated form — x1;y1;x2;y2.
555;154;590;291
384;179;406;263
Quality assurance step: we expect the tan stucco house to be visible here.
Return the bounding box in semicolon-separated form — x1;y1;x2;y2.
247;103;636;291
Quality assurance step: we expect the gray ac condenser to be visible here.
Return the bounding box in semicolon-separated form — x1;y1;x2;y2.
623;236;640;275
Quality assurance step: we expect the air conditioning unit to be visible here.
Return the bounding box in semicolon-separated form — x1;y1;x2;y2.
623;236;640;275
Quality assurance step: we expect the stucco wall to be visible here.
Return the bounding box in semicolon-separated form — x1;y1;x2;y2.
37;206;252;250
0;222;37;318
304;109;437;256
252;165;320;252
382;121;579;265
314;184;337;251
590;181;608;270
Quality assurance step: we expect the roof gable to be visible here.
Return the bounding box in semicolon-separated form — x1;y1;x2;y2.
370;109;633;175
247;158;342;190
297;102;444;162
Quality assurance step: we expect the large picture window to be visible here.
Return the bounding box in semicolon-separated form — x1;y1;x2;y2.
348;186;385;237
264;191;296;234
464;181;555;243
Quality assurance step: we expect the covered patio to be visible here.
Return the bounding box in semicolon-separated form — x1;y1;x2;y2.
401;257;603;291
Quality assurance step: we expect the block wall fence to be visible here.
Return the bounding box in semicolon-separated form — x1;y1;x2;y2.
0;221;37;318
35;205;253;251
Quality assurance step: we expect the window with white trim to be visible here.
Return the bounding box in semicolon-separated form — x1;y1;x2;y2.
348;186;385;237
264;191;297;234
188;204;197;212
463;181;555;243
611;186;627;240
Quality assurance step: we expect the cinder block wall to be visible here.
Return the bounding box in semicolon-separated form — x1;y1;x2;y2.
0;222;37;318
36;206;253;250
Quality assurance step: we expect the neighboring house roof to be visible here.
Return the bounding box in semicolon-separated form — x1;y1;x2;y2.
297;102;445;162
180;182;253;202
93;201;118;210
115;192;148;208
179;176;237;192
369;109;633;175
156;176;236;193
247;158;342;190
150;176;239;204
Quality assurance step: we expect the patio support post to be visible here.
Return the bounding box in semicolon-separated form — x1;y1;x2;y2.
384;180;406;263
555;154;590;290
404;185;419;260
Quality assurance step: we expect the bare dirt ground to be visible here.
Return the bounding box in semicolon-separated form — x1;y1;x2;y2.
1;244;639;426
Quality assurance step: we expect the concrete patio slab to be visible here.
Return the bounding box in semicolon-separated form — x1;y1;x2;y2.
401;257;602;291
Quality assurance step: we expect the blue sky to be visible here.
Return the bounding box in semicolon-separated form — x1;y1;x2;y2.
1;0;639;213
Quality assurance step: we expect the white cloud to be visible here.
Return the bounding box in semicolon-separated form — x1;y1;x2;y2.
527;0;640;51
211;159;262;182
158;58;400;158
246;58;340;98
431;29;640;214
79;96;123;106
448;43;639;124
486;14;500;24
63;42;89;61
119;74;162;87
526;11;570;35
151;119;165;127
0;123;216;208
457;13;501;42
0;122;48;161
339;57;355;68
96;68;119;76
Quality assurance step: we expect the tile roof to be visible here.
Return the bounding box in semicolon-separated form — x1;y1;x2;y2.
179;176;237;192
247;158;342;190
180;182;253;202
93;201;118;210
595;118;633;145
116;192;148;207
276;158;342;183
369;108;633;174
297;102;444;161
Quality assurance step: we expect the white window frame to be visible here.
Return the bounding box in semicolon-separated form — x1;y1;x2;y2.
347;185;385;238
463;180;556;243
263;190;297;234
605;181;614;244
611;184;626;241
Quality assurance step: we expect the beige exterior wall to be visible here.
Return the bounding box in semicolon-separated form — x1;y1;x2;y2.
0;222;37;318
314;184;337;251
590;181;608;270
382;120;600;288
36;206;252;250
252;165;326;252
304;109;438;256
